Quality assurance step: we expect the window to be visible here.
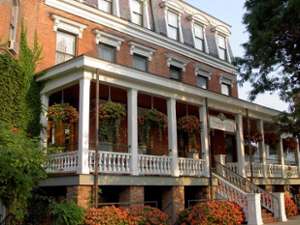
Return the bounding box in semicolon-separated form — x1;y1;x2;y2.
131;0;143;26
98;0;112;13
221;83;231;96
56;31;76;64
99;43;116;62
133;54;148;71
197;75;208;89
167;11;179;40
194;24;205;51
170;65;182;80
217;35;227;61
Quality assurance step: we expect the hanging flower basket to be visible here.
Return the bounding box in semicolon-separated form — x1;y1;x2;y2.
98;101;126;143
138;109;167;145
48;103;79;123
283;137;298;151
245;131;263;143
264;132;280;148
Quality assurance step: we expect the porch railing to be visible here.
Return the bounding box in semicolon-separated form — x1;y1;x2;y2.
178;158;206;177
47;151;78;173
138;154;172;176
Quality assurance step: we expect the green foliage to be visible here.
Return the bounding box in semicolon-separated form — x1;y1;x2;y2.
50;201;85;225
0;24;42;136
0;122;46;223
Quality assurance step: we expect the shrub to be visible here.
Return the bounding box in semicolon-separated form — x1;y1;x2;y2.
50;201;85;225
84;207;136;225
127;206;169;225
176;200;245;225
285;192;298;217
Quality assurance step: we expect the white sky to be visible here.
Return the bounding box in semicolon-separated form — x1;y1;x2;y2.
188;0;289;111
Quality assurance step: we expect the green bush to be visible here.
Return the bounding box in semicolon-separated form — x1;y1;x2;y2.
50;201;85;225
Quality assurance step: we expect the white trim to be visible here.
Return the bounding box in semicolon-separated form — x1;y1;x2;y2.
51;14;87;38
129;42;155;61
220;75;234;87
129;0;151;29
191;22;209;54
166;54;189;72
94;30;124;50
45;0;236;74
195;66;212;80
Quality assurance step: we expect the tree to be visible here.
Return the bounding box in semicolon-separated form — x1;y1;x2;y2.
235;0;300;135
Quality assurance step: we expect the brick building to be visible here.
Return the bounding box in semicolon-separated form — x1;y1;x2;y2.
1;0;300;224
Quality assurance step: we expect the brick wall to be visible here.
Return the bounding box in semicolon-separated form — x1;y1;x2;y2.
119;186;144;205
66;185;92;209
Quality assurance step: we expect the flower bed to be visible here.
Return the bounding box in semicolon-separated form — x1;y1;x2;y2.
127;206;169;225
176;201;245;225
285;192;298;217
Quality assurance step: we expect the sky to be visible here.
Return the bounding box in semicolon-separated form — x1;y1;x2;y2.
188;0;289;111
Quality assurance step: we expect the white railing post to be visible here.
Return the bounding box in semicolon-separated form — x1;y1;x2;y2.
295;138;300;177
279;136;285;177
258;120;267;177
199;105;210;177
236;114;246;177
247;193;263;225
78;75;91;174
40;94;49;150
128;88;139;176
273;193;287;222
167;98;179;177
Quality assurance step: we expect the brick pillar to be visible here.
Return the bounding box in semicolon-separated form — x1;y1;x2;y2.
162;186;184;224
202;186;217;200
119;186;144;205
66;185;92;209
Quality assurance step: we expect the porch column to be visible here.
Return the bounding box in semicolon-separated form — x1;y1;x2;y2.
258;120;267;177
199;105;210;177
167;98;179;177
279;136;285;177
128;89;139;176
78;77;91;174
295;138;300;176
40;94;49;149
236;114;246;177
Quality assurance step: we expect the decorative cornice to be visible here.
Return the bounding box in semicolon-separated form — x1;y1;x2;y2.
94;30;124;50
129;42;155;61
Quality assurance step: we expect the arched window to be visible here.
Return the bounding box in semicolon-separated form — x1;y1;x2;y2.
8;0;19;51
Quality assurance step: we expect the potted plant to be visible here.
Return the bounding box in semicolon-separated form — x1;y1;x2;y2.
98;101;126;151
283;137;298;150
47;103;79;150
138;109;167;154
178;115;201;159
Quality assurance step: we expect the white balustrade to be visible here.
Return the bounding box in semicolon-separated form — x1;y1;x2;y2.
283;165;298;178
245;162;264;177
178;158;206;177
138;154;172;176
89;151;131;174
266;164;284;178
47;151;78;173
226;162;238;174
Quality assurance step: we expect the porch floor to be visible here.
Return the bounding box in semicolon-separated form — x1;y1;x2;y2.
269;216;300;225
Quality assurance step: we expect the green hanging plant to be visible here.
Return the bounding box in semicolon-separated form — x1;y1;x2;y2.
47;103;79;124
178;115;201;151
98;101;126;143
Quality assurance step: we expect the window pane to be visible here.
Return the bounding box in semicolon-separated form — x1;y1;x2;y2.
132;13;143;25
168;26;178;40
221;83;231;96
168;11;178;27
56;52;74;64
194;38;204;51
194;24;204;39
56;31;76;55
132;0;142;14
99;0;112;13
218;35;226;48
170;66;182;80
133;54;148;71
99;44;116;62
197;76;208;89
219;48;227;60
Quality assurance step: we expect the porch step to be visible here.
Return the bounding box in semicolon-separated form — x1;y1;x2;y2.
262;208;278;224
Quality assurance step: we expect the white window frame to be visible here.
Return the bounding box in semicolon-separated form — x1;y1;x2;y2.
129;0;151;29
160;1;184;43
55;31;77;64
212;26;232;63
51;14;87;39
94;30;124;50
190;16;209;54
220;75;234;95
166;54;189;72
98;0;113;14
129;42;155;61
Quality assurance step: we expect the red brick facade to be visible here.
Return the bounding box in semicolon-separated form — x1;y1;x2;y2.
66;185;92;209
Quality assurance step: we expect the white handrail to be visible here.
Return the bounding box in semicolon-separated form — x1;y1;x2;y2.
178;158;206;177
47;151;78;173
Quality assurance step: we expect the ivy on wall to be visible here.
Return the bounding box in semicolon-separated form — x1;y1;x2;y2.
0;25;42;136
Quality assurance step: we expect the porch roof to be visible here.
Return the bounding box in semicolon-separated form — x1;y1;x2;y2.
36;55;280;121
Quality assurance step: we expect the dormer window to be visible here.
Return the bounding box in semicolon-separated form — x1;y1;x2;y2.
98;0;113;14
167;11;180;41
193;23;205;51
131;0;143;25
217;35;228;61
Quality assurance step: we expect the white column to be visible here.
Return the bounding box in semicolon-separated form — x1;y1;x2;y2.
258;120;267;177
143;0;151;29
279;136;285;177
113;0;120;17
295;138;300;176
200;105;210;177
40;94;49;150
78;77;91;174
168;98;179;177
178;14;184;43
247;193;263;225
128;89;139;176
236;114;246;177
273;193;287;222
